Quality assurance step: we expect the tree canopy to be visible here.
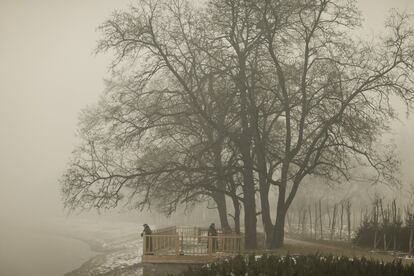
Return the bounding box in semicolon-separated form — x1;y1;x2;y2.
62;0;414;249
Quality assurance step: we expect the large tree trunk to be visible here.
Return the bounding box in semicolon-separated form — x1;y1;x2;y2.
236;52;257;250
231;194;241;234
242;175;257;249
213;192;232;233
240;143;257;249
236;123;257;249
272;204;286;248
252;113;273;247
228;175;241;234
237;131;257;249
209;133;232;233
259;183;273;248
270;184;287;248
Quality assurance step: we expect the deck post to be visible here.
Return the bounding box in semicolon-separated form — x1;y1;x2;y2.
175;234;179;255
207;236;212;255
143;234;147;255
180;232;184;255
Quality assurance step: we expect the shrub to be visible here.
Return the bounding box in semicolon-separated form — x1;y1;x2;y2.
353;220;410;251
179;254;414;276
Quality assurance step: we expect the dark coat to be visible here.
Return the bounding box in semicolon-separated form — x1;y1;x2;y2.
141;225;152;237
208;225;218;236
141;225;153;254
207;225;218;252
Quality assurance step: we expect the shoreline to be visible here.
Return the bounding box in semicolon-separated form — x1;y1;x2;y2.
63;232;142;276
0;218;143;276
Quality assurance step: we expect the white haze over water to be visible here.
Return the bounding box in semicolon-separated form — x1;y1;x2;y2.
0;227;94;276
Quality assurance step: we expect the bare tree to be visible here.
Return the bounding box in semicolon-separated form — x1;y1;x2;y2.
406;206;414;256
62;0;414;250
346;200;352;241
251;0;414;248
339;202;344;240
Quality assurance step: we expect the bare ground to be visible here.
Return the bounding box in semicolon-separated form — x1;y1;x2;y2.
256;237;414;264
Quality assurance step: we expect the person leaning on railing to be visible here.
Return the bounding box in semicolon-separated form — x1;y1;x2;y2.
141;224;153;254
207;223;218;253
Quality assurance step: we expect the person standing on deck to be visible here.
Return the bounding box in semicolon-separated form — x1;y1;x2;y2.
141;224;153;254
207;223;218;253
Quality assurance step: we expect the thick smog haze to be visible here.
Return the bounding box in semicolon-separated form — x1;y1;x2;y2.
1;0;412;223
0;0;413;221
0;0;129;222
1;0;414;276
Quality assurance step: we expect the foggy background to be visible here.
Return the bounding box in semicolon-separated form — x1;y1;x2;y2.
1;1;414;275
0;0;414;236
1;0;129;225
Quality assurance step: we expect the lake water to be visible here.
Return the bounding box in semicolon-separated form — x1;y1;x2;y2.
0;227;95;276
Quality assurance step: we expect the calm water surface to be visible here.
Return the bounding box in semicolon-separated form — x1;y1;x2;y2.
0;227;95;276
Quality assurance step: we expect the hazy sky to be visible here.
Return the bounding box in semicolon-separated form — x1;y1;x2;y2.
0;0;414;224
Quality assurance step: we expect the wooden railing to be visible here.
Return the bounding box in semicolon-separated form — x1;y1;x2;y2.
208;235;243;254
142;226;243;256
143;234;179;255
153;226;177;235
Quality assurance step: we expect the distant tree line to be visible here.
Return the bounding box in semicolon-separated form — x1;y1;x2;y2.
286;198;353;242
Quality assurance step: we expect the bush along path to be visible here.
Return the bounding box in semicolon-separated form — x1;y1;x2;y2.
177;254;414;276
353;199;414;254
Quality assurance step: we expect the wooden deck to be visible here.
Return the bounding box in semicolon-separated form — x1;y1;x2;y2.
141;226;244;264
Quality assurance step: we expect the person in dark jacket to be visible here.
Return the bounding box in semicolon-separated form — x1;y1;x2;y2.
207;223;218;253
141;224;153;254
